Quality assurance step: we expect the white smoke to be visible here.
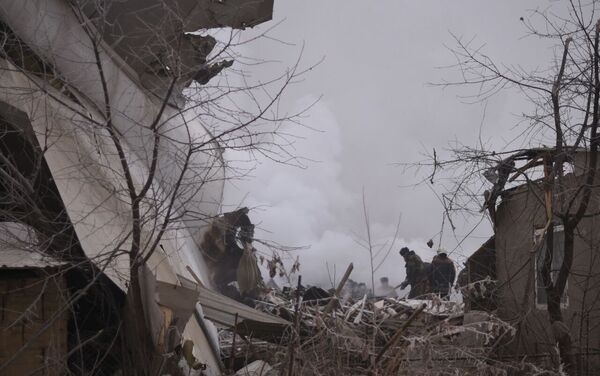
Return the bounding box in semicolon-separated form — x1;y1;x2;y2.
224;96;436;290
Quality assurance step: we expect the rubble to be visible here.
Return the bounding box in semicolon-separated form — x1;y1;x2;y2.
221;292;514;375
217;282;567;376
235;360;275;376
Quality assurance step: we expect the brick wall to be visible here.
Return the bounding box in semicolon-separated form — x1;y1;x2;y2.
0;269;68;376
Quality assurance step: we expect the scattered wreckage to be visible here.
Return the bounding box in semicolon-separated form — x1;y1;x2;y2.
218;265;564;376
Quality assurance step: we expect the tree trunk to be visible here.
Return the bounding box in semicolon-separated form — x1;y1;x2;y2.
121;270;161;375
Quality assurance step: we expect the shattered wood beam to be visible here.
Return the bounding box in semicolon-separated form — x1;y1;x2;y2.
543;156;553;220
186;265;205;288
373;303;427;366
229;313;239;371
323;263;354;315
508;157;544;182
287;275;302;376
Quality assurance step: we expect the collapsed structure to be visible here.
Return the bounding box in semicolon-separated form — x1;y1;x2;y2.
227;272;566;376
463;148;600;374
0;1;287;375
3;1;595;375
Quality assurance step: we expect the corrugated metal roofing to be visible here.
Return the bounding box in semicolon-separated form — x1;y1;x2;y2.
197;285;289;328
177;274;289;328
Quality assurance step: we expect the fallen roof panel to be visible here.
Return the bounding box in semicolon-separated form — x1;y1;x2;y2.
177;274;289;328
197;284;290;328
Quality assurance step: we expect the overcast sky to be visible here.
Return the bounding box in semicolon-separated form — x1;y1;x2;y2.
222;0;566;290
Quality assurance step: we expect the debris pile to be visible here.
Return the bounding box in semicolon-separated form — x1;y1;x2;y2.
218;270;565;375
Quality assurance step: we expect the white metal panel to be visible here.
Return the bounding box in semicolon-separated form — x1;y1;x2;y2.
183;315;223;376
0;0;225;286
0;60;133;288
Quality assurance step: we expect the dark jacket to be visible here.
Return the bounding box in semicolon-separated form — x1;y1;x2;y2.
430;254;456;293
404;251;425;285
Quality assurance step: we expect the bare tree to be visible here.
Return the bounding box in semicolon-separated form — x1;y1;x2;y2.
353;190;402;296
406;2;600;374
0;0;313;374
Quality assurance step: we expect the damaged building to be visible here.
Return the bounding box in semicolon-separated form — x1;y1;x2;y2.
463;148;600;374
0;0;288;375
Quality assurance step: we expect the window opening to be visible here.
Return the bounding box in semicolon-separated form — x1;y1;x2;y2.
534;225;568;308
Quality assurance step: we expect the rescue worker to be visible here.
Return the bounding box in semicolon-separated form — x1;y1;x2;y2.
429;248;456;299
355;282;368;299
375;277;398;298
399;247;426;298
